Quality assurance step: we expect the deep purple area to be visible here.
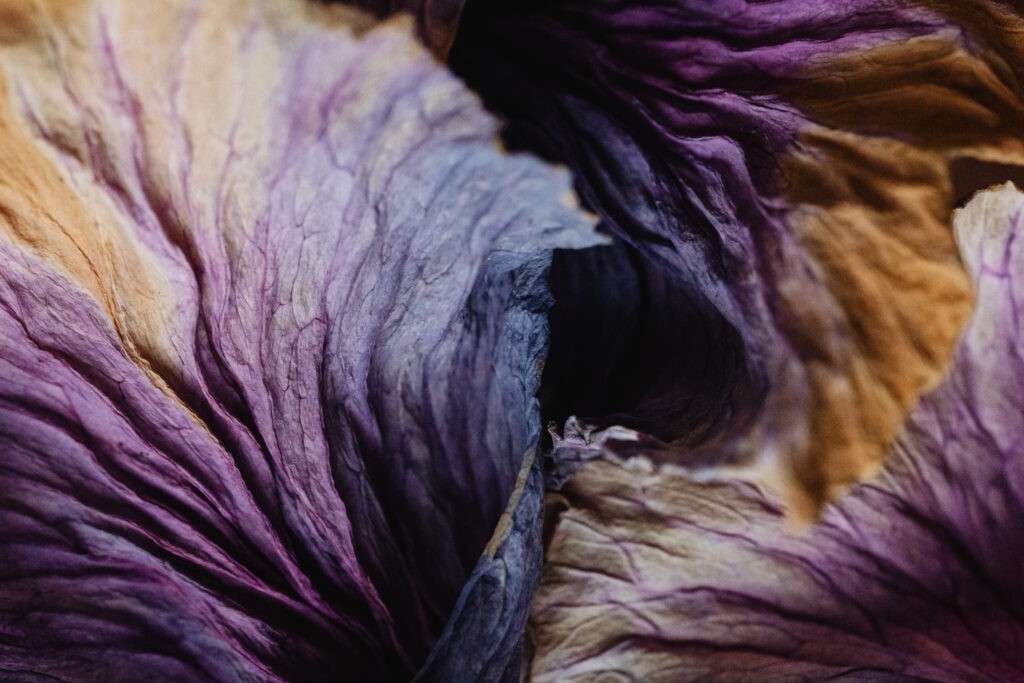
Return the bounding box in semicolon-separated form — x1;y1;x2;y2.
450;0;948;456
531;186;1024;681
0;10;597;681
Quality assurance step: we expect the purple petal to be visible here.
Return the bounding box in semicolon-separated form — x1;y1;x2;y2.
0;1;597;680
449;0;1019;514
531;184;1024;681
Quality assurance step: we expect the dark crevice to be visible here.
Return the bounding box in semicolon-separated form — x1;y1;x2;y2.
538;238;754;446
450;0;762;449
950;157;1024;207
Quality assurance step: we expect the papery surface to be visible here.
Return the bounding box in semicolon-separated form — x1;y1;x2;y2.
447;0;1024;514
531;183;1024;682
0;0;597;680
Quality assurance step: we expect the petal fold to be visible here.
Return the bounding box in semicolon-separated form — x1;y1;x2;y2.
0;0;598;679
448;0;1024;514
531;184;1024;682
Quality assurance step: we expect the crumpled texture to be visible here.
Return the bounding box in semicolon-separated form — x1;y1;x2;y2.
447;0;1024;515
530;183;1024;682
0;0;598;680
415;448;544;683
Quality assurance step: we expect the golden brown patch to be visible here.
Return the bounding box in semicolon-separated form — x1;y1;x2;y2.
764;24;1024;516
531;6;1024;676
0;65;181;387
775;129;974;515
790;35;1024;162
0;0;87;44
0;0;394;402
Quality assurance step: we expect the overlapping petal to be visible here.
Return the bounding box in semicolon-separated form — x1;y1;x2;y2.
531;183;1024;682
447;0;1024;514
0;1;598;679
6;0;1024;678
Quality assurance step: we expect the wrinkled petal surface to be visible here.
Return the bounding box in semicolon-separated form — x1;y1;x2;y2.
531;184;1024;682
447;0;1024;514
0;1;597;680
